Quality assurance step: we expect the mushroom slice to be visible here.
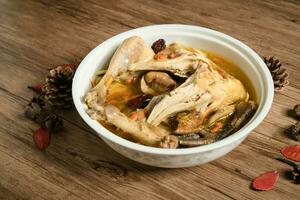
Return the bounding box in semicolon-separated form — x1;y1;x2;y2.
214;124;234;141
141;71;177;95
104;105;169;147
140;75;157;96
160;133;215;148
144;95;165;113
214;101;257;141
179;137;214;147
231;100;256;130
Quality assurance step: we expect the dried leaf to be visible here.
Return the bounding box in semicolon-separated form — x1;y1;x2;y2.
33;127;50;150
281;145;300;162
252;171;279;191
27;83;45;93
127;95;152;109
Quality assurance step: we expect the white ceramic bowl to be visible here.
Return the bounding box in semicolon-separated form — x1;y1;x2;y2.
72;24;273;168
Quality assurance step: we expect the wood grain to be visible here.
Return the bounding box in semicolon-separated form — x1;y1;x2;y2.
0;0;299;199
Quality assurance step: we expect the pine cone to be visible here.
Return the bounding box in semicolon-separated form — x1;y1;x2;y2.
292;165;300;184
263;56;289;91
24;95;63;132
43;113;63;132
44;64;77;109
293;104;300;119
24;95;52;123
288;121;300;141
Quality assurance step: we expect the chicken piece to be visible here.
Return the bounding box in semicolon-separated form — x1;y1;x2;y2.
94;36;154;103
104;105;169;146
85;36;154;119
141;71;177;95
128;43;210;77
147;62;249;126
174;111;209;135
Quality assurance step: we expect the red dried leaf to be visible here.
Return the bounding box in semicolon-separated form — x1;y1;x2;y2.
27;83;45;93
127;95;152;109
252;171;279;191
281;145;300;162
33;127;50;150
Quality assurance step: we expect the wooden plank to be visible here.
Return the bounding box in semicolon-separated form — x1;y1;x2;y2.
0;0;299;199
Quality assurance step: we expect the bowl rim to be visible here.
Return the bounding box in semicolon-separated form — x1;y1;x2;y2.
72;24;274;155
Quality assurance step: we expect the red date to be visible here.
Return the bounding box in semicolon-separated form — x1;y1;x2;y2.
127;95;152;109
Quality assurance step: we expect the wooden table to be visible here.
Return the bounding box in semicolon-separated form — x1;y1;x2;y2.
1;0;299;199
